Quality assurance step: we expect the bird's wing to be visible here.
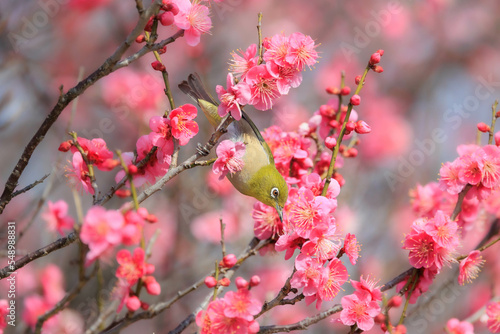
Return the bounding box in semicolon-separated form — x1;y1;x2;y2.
240;110;275;165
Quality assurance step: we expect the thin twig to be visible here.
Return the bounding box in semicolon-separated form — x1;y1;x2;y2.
34;266;96;333
257;304;343;333
11;174;50;198
256;267;297;318
257;13;264;65
489;100;498;145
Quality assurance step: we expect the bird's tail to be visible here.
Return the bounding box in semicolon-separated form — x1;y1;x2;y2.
178;73;217;106
179;73;221;128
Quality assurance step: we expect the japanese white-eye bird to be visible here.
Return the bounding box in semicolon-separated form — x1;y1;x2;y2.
179;73;288;222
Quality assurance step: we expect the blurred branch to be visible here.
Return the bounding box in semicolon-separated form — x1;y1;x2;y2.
258;304;343;333
0;0;167;216
0;232;78;279
255;267;299;318
34;265;97;333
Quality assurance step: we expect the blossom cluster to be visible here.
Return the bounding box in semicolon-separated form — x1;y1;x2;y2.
59;137;119;194
340;277;382;331
196;285;261;334
439;144;500;200
115;104;199;187
80;206;157;265
216;32;319;120
141;0;212;47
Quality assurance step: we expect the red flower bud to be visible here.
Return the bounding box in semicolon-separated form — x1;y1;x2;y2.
355;75;362;85
235;277;249;289
128;164;138;175
374;313;386;324
350;94;361;106
372;65;384;73
345;121;356;132
333;172;345;187
135;35;146;43
218;277;230;286
345;147;358;157
58;140;72;152
495;131;500;146
141;302;149;310
496;110;500;118
319;104;335;117
126;295;141;312
146;213;158;223
340;86;351;95
159;11;174;26
249;275;261;287
477;122;490;133
115;189;131;198
158;46;167;54
222;254;237;268
325;136;337;150
355;120;371;134
326;86;339;95
145;263;155;275
151;61;166;72
329;119;340;128
144;276;161;295
369;52;381;65
387;295;403;308
204;276;217;288
394;324;407;334
145;16;154;32
165;3;179;15
376;49;384;56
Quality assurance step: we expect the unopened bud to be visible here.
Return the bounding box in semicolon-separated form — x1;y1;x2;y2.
340;86;351;95
372;65;384;73
350;94;361;106
345;121;356;132
204;276;217;288
388;295;403;308
159;11;174;26
249;275;261;287
355;120;371;134
325;136;337;150
374;313;386;324
345;147;358;157
219;277;230;286
158;46;167;54
58;140;72;152
376;49;384;56
151;61;166;72
222;254;237;268
126;296;141;312
115;189;131;198
141;302;149;310
326;86;340;95
128;164;138;174
355;75;362;85
135;35;146;43
477;122;490;133
235;277;249;289
495;131;500;146
369;52;381;65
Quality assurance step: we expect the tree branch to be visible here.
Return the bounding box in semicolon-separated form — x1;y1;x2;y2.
0;0;166;216
258;304;343;333
0;232;78;279
11;173;50;198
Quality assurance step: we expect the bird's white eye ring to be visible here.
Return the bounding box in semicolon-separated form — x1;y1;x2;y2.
271;187;279;198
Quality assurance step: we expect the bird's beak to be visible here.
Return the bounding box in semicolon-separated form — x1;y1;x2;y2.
275;204;284;223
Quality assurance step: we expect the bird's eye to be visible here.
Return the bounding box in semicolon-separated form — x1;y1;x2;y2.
271;187;279;198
